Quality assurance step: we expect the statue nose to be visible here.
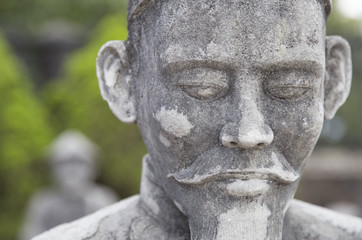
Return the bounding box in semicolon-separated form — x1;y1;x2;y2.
219;105;274;149
220;123;274;149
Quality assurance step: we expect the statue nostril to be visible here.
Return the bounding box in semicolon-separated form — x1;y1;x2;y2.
257;142;264;147
229;141;238;147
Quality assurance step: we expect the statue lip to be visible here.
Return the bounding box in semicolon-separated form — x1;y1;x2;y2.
216;169;299;183
169;168;299;185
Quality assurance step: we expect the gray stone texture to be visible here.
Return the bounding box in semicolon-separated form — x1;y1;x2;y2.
33;0;361;239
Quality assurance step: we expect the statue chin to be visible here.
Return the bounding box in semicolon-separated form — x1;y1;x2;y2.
179;181;292;240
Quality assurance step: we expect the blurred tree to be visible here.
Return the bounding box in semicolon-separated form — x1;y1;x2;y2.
42;15;147;199
0;0;128;87
0;32;54;239
0;0;127;33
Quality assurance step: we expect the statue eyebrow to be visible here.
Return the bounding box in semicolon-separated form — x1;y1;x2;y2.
258;60;324;77
163;59;324;77
162;60;235;75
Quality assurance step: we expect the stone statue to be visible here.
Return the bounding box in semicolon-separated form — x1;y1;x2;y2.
33;0;362;239
20;130;118;240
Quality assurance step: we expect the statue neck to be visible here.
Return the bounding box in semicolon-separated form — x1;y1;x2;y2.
139;155;190;238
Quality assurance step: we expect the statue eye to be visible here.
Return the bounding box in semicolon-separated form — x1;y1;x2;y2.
179;83;227;100
176;68;229;100
267;85;312;99
264;69;318;100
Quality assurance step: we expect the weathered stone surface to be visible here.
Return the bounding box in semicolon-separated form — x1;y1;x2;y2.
284;200;362;240
20;130;118;240
33;0;361;239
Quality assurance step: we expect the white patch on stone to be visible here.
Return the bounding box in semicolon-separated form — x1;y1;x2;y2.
159;134;171;147
216;201;271;240
226;179;270;197
174;200;186;214
104;61;117;87
302;117;309;127
154;107;194;138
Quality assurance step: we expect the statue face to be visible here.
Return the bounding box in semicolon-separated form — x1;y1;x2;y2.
134;0;326;209
53;158;95;192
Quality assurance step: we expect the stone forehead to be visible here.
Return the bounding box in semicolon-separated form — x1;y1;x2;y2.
128;0;332;22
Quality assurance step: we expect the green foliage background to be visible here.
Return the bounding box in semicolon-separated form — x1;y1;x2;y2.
0;0;127;33
0;33;54;239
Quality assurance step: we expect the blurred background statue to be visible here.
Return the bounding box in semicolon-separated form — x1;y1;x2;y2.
18;130;118;240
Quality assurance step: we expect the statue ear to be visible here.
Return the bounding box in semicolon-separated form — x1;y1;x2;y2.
324;36;352;120
96;41;136;123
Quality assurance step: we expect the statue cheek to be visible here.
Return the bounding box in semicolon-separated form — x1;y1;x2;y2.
299;105;324;140
153;106;195;148
158;133;171;148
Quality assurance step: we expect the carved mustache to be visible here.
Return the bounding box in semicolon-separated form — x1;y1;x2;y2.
168;147;300;185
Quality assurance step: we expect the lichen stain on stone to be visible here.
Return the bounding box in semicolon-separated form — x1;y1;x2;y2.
154;106;194;138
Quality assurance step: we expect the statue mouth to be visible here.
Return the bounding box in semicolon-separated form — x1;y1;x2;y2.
168;168;299;185
167;147;300;186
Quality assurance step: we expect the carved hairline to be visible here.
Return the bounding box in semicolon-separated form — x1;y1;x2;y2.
128;0;332;22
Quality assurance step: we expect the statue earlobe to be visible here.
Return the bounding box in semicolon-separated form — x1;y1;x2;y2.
324;36;352;120
96;41;136;123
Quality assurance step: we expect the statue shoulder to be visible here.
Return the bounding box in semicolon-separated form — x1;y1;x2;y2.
283;199;362;240
32;195;141;240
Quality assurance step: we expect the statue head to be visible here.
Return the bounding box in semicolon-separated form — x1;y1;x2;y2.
96;0;351;237
50;130;99;193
